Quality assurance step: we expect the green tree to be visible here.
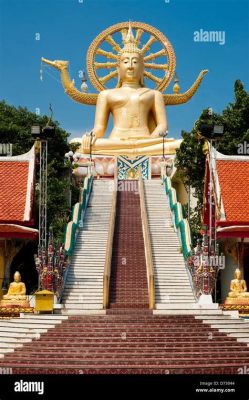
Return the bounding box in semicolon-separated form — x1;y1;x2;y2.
217;80;249;154
0;100;72;244
175;80;249;245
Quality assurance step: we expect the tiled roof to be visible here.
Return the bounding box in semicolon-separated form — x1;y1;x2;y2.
217;160;249;223
0;224;38;239
0;147;35;224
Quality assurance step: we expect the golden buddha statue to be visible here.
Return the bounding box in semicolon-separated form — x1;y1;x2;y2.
41;22;208;157
225;268;249;305
80;26;174;156
0;271;30;307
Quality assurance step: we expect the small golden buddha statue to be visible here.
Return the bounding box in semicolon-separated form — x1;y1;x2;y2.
225;268;249;305
0;271;30;307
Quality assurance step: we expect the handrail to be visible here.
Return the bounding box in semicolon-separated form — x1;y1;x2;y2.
162;174;192;259
59;174;93;301
64;174;93;255
138;177;155;310
103;179;117;309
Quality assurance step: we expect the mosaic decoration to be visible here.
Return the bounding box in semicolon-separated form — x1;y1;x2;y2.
117;156;150;180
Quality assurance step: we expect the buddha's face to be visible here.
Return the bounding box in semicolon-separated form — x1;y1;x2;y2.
235;269;241;279
118;52;144;85
14;272;21;283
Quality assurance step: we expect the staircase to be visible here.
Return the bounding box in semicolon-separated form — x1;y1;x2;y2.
0;314;67;358
1;178;249;375
62;179;112;313
109;180;149;308
1;312;249;374
144;179;196;308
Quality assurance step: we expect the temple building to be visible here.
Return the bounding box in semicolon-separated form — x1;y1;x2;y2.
0;146;38;297
203;144;249;303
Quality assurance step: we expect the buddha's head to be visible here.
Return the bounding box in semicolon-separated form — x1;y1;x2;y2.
117;24;144;87
13;271;21;283
235;268;242;279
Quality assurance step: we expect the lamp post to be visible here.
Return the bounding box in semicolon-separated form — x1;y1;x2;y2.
198;123;224;250
159;130;168;160
32;123;54;291
197;123;224;302
209;125;224;251
89;130;93;163
159;130;168;178
31;123;55;252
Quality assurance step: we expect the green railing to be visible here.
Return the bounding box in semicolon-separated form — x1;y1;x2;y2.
64;175;93;256
54;174;93;303
162;175;192;259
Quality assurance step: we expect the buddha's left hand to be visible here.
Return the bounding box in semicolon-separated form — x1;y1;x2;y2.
83;132;96;153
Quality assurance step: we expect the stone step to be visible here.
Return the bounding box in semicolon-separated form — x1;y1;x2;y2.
65;279;103;282
63;287;102;294
202;319;248;325
69;267;104;271
67;272;104;276
70;258;105;262
64;286;103;290
78;231;109;234
76;239;108;241
156;290;193;295
154;310;224;316
196;317;237;323
155;282;190;286
62;304;103;310
0;331;40;339
0;336;32;347
0;327;47;333
0;322;55;329
155;300;195;303
211;322;249;328
154;272;189;276
63;288;103;293
155;279;189;283
59;309;106;315
218;328;249;333
65;280;103;283
236;338;249;343
151;245;181;247
155;304;217;310
156;299;195;303
62;297;103;301
227;333;249;338
0;343;23;349
20;315;68;320
8;318;62;325
0;349;15;355
68;270;104;273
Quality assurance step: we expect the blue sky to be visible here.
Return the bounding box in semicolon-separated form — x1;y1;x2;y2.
0;0;248;140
